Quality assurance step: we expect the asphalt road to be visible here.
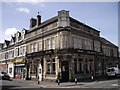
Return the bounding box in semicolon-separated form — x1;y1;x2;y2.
0;77;120;90
0;79;42;90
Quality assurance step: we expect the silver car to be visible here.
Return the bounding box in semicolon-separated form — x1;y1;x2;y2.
106;67;120;77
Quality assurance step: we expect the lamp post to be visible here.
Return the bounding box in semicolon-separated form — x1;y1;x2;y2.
25;52;30;80
38;22;44;83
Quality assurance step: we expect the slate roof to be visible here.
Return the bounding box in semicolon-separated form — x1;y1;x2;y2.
69;17;100;33
100;37;118;48
28;16;58;33
5;40;10;46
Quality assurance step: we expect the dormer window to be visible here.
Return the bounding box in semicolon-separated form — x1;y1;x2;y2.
10;36;15;45
3;40;10;48
15;32;21;43
21;29;26;40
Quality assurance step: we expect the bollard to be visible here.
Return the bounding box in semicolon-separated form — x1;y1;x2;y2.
91;75;94;81
75;77;77;85
38;81;40;84
58;79;60;85
38;76;40;84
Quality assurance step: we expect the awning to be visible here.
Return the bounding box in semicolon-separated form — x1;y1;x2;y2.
16;59;23;62
1;63;6;64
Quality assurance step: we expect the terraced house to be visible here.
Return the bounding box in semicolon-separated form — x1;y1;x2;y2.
0;10;119;82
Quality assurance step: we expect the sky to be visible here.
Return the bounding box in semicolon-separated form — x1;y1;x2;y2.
0;1;119;47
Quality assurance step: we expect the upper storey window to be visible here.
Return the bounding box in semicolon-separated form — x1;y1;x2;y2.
60;34;68;49
15;32;20;43
51;37;55;49
94;41;100;52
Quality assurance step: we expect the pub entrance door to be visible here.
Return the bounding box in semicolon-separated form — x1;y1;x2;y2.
61;61;69;82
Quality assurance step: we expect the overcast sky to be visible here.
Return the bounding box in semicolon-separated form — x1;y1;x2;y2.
0;1;118;47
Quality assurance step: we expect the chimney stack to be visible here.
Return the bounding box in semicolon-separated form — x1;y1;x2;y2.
36;12;41;26
29;12;41;28
30;18;37;28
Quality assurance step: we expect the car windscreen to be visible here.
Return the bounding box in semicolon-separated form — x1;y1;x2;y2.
107;69;111;72
1;72;7;74
111;68;115;71
107;68;115;72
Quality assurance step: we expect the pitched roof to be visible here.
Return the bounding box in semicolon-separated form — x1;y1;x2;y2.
0;43;3;49
5;40;10;47
12;36;15;42
28;16;58;33
100;37;118;48
70;17;100;33
9;36;15;45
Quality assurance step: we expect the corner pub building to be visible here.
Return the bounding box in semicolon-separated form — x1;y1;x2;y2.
0;10;119;82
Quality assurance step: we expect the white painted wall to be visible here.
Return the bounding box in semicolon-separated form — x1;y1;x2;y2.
38;64;42;81
8;63;14;78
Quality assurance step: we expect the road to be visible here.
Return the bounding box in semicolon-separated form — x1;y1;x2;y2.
0;79;42;90
0;78;120;89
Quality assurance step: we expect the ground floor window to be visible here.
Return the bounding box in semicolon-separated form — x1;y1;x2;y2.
9;68;12;74
15;67;21;75
74;59;77;74
74;59;84;74
74;58;94;74
46;59;56;74
79;62;84;74
47;60;50;74
30;61;37;75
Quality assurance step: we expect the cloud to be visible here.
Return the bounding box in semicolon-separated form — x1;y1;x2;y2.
17;7;30;14
5;28;18;36
16;0;44;3
16;0;45;7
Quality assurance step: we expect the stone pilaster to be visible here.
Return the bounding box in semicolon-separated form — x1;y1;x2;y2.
43;58;47;78
55;56;60;79
71;58;75;78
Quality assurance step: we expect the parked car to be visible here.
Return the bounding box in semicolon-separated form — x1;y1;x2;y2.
106;67;120;77
0;71;11;80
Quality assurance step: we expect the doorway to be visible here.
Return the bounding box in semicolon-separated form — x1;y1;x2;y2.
61;61;69;82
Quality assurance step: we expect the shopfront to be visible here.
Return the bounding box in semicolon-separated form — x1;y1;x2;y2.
14;59;25;79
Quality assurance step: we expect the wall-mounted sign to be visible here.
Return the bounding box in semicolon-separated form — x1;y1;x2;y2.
62;66;65;71
16;59;23;62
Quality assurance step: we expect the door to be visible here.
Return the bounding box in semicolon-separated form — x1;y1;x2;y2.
61;61;69;82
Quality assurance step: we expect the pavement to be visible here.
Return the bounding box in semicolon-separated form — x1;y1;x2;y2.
1;77;120;89
11;78;111;88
